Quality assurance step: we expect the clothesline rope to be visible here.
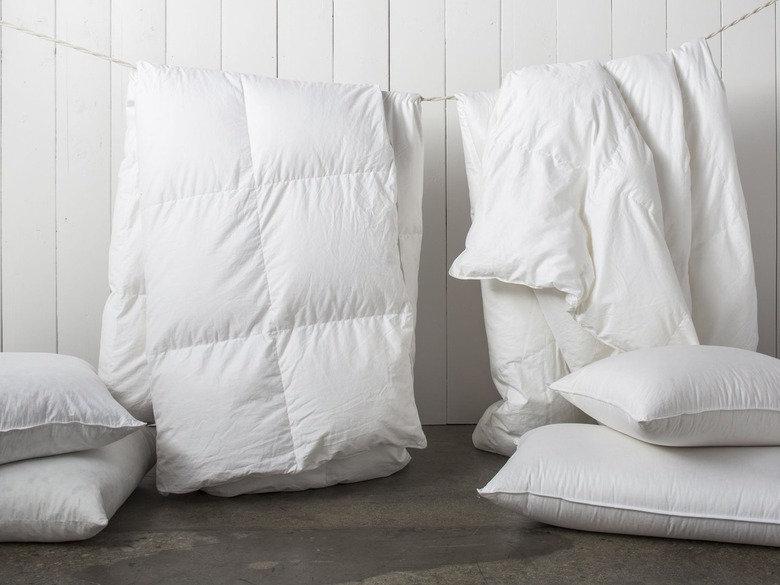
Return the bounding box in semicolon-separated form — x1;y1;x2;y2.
0;0;776;102
0;19;136;68
419;95;458;102
705;0;777;39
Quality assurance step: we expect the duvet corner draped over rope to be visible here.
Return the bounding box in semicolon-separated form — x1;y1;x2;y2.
450;38;759;456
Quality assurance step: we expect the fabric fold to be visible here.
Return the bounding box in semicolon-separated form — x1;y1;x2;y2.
672;39;758;350
450;59;699;352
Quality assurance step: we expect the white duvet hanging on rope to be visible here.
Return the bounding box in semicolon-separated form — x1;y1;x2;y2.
451;39;758;455
99;64;428;495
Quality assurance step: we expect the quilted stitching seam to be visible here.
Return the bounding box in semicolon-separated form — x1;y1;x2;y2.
272;311;409;334
141;169;388;210
239;76;301;472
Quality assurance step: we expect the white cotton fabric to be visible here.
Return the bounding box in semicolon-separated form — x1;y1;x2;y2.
672;42;757;349
552;345;780;447
452;40;757;455
204;445;410;496
100;64;426;494
450;59;698;348
455;93;589;456
0;427;155;542
0;353;144;465
99;80;150;423
479;424;780;547
604;52;693;309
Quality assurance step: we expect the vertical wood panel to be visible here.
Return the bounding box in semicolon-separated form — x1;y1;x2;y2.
502;0;557;73
110;0;165;210
390;0;446;424
278;0;332;82
55;0;111;366
557;0;612;62
221;0;277;76
612;0;666;58
166;0;221;68
445;0;501;423
667;0;721;70
723;0;777;356
1;1;57;352
334;0;389;88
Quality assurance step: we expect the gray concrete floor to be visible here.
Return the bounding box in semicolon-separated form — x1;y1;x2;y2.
1;425;779;584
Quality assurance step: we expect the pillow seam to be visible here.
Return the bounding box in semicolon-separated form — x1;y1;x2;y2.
484;490;780;527
556;389;780;422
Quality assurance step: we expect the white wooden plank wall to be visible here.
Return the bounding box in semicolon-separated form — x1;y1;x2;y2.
390;0;447;423
221;0;277;76
557;0;611;62
0;0;777;424
612;0;666;58
2;1;57;354
110;0;165;208
445;0;500;423
55;0;111;366
722;0;777;357
334;0;388;87
278;0;331;82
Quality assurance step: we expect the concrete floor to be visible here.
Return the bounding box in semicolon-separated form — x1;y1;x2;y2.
1;425;779;584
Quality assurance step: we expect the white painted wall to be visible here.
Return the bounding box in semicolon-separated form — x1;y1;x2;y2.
0;0;776;424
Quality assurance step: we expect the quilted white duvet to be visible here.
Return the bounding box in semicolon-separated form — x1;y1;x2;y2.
451;39;758;455
100;65;426;494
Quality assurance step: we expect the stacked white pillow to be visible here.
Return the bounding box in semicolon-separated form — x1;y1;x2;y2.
551;345;780;447
0;353;155;542
479;346;780;546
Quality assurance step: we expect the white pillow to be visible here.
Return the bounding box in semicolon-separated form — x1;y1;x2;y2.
479;424;780;547
550;345;780;446
0;427;156;542
0;353;145;464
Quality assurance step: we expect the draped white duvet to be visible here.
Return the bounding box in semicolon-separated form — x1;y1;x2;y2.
100;65;427;494
451;39;758;455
